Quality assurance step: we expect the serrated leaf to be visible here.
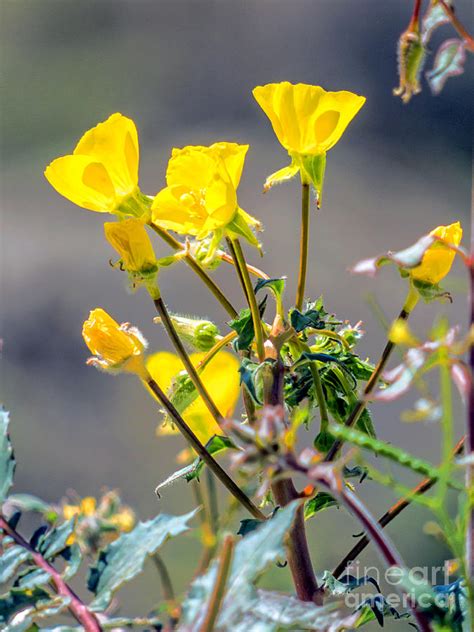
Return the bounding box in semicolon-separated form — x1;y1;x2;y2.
320;570;381;596
237;518;264;537
0;587;50;625
229;297;267;352
254;277;286;300
0;546;30;583
426;38;466;95
38;520;75;560
239;358;263;404
304;492;339;520
0;408;15;503
156;435;235;493
88;509;197;611
354;594;410;628
16;568;51;590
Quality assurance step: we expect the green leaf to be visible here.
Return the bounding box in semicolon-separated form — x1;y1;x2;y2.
181;502;308;629
16;568;51;591
263;161;300;191
319;570;380;596
229;298;267;352
0;546;30;583
426;38;466;95
0;587;50;626
38;520;75;560
156;435;235;493
421;0;451;43
0;408;15;503
88;509;197;611
238;358;263;404
254;277;286;300
304;492;339;519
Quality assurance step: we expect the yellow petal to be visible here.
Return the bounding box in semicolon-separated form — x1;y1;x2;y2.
152;185;208;236
104;219;157;274
45;155;115;212
147;351;184;393
210;142;249;189
167;147;216;189
411;222;463;285
74;113;139;195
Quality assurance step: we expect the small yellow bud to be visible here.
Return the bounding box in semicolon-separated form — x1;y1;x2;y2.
104;219;158;284
80;497;97;516
389;319;419;346
82;308;147;376
110;508;136;532
411;222;462;285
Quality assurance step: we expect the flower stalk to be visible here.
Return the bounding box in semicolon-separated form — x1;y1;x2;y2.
296;182;310;311
199;536;234;632
144;373;265;521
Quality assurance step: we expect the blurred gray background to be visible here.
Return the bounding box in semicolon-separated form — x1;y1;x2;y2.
1;0;472;625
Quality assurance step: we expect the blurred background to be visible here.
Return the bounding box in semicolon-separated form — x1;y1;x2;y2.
1;0;472;626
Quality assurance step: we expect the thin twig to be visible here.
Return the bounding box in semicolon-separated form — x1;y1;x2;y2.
199;536;234;632
332;436;466;579
0;515;102;632
218;250;270;280
145;375;266;521
439;0;474;52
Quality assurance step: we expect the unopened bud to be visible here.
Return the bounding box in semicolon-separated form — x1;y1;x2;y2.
393;23;426;103
156;314;220;352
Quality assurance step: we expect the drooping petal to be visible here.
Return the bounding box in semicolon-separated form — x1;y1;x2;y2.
45;155;115;212
74;113;139;195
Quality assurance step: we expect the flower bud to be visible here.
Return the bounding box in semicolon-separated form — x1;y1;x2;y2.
156;314;220;352
389;319;419;347
410;222;462;285
393;23;426;103
104;219;158;287
82;308;147;376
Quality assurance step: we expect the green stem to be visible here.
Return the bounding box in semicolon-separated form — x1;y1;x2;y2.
148;222;238;318
206;469;219;537
324;284;419;462
296;183;310;311
153;296;223;423
229;237;265;362
196;331;237;373
199;536;234;632
144;374;266;520
152;553;176;602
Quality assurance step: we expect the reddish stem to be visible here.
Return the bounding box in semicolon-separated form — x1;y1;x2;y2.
0;515;102;631
439;0;474;52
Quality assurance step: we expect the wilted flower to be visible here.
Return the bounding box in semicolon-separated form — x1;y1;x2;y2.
104;218;159;290
82;308;147;376
393;18;426;103
253;82;365;196
45;113;149;217
146;350;239;444
152;143;261;257
410;222;462;285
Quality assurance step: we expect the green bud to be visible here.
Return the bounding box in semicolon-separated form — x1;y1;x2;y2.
165;314;221;352
393;24;426;103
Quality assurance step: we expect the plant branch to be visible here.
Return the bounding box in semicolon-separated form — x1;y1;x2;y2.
296;183;310;311
332;436;466;579
228;237;266;362
0;515;102;632
218;250;270;280
439;0;474;52
144;374;265;520
153;296;223;423
467;193;474;599
199;536;234;632
324;285;419;462
196;331;237;372
148;222;238;318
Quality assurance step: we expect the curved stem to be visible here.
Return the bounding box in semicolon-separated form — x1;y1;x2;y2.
199;536;234;632
0;515;102;632
218;250;270;280
148;222;238;318
144;374;266;521
229;238;266;362
332;436;466;579
153;296;223;423
324;285;419;462
296;183;310;311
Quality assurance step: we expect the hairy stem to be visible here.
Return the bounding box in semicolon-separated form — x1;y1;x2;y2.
149;222;238;318
332;436;466;579
199;536;234;632
324;285;419;462
0;515;102;632
296;183;310;311
196;331;237;372
229;237;266;361
153;296;223;423
144;374;265;520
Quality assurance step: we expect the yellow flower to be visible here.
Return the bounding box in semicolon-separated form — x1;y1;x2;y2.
109;508;136;532
151;143;260;252
80;497;97;516
45;113;147;216
411;222;462;285
253;82;365;194
104;219;158;282
82;308;147;375
389;319;419;346
146;350;240;444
